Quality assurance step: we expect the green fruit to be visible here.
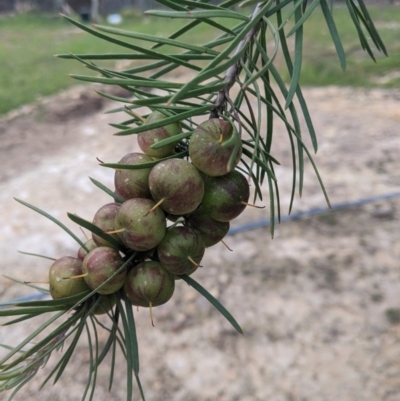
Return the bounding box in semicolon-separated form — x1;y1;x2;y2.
114;198;166;251
49;256;90;300
157;226;205;275
185;208;230;247
201;170;249;222
124;261;175;307
92;203;121;248
82;247;127;295
149;158;204;215
138;111;182;158
77;238;97;261
114;152;153;200
189;118;242;176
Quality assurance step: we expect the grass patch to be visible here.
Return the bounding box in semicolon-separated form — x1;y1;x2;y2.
0;6;399;115
279;5;400;87
0;12;223;115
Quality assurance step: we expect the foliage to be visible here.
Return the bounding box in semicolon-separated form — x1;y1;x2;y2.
0;1;386;400
1;6;399;115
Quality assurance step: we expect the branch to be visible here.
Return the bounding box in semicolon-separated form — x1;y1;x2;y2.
210;2;264;119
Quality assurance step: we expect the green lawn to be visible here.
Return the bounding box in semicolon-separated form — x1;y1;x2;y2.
0;13;211;115
291;6;400;87
0;7;399;115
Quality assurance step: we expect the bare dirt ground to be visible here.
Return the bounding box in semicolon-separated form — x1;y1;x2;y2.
0;84;399;401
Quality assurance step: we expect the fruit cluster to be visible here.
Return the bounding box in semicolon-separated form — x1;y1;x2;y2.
49;111;250;318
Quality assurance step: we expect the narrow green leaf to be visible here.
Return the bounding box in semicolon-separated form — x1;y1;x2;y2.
348;0;378;52
170;0;231;11
110;123;136;130
67;213;125;252
112;82;226;109
346;0;376;62
266;166;275;237
242;148;276;181
286;0;321;37
100;311;119;390
0;368;25;380
294;85;318;153
272;10;305;197
180;274;243;335
119;118;137;126
100;150;188;170
265;0;295;18
320;0;346;70
61;15;201;71
94;90;133;105
242;138;281;166
254;34;317;153
1;314;42;326
170;44;247;102
17;250;56;261
285;6;303;109
357;0;387;55
93;25;220;56
239;159;263;201
145;9;250;21
8;291;89;308
150;0;236;43
69;74;185;89
277;0;304;31
122;60;191;77
240;63;265;204
226;125;242;172
115;105;213;136
13;198;88;251
2;275;49;294
151;20;203;51
88;316;99;401
0;306;66;317
169;1;272;104
56;53;163;60
259;25;274;154
150;131;193;149
0;309;75;367
123;294;140;374
291;131;331;210
5;372;36;400
240;0;265;6
243;84;294;132
51;319;86;385
89;177;125;203
115;297;133;401
242;17;279;90
108;331;117;391
82;321;94;401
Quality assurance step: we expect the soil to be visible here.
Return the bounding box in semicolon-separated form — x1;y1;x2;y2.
0;83;399;401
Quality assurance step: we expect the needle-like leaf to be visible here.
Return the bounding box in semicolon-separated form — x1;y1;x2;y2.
180;274;243;335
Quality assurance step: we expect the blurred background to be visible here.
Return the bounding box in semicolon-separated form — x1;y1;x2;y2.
0;1;400;400
1;0;400;115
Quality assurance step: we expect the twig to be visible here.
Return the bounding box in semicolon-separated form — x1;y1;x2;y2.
211;3;264;119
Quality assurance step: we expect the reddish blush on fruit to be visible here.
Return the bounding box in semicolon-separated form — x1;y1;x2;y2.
148;159;204;215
